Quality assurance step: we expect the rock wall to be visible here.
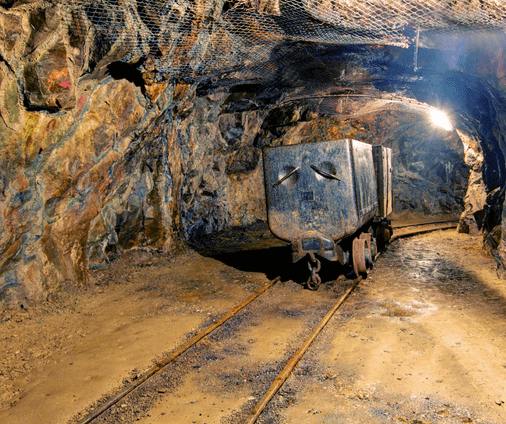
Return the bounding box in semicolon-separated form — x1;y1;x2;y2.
0;1;269;304
446;74;506;250
387;123;467;218
0;72;272;305
0;73;167;301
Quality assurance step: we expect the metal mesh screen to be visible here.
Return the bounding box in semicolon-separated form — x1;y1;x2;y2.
62;0;506;81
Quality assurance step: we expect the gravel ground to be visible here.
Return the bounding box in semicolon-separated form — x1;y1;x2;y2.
1;229;505;424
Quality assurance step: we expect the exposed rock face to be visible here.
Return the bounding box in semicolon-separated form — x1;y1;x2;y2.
1;0;506;305
0;75;162;299
457;130;488;235
0;0;272;302
388;122;467;217
0;72;269;303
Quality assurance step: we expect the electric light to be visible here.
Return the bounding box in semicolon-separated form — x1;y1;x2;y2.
429;109;453;131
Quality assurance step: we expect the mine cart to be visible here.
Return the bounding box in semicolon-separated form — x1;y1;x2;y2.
263;139;392;289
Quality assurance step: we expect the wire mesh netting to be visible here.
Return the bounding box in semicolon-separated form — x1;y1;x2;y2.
61;0;506;83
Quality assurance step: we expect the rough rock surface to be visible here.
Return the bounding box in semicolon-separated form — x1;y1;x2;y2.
0;0;274;303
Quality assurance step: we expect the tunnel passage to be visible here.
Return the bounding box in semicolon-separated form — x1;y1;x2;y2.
1;0;506;303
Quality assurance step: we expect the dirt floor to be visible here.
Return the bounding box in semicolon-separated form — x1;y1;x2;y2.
1;228;506;424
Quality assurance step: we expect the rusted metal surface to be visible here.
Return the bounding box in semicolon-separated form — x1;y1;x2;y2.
263;140;359;255
359;232;374;268
391;222;457;240
263;139;380;261
352;238;367;277
263;139;393;286
351;140;379;221
307;254;322;290
76;277;281;424
373;145;393;218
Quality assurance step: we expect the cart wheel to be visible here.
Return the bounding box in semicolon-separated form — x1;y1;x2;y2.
359;233;373;269
352;238;367;278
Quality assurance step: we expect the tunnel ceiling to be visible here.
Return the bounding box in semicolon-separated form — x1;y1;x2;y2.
58;0;506;83
40;0;505;120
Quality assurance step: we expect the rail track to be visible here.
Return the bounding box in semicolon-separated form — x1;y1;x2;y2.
74;220;458;424
391;219;459;229
391;219;458;240
74;274;361;424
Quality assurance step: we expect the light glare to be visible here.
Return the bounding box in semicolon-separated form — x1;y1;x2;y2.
430;109;453;131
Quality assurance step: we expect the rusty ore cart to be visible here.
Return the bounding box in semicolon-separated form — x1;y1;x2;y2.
263;139;393;289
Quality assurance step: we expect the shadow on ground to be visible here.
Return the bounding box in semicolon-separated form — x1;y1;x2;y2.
189;220;355;286
212;245;353;286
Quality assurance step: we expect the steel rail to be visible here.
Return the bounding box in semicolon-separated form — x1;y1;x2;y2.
77;224;453;424
77;276;281;424
242;223;456;423
390;223;458;242
392;219;459;229
243;276;362;424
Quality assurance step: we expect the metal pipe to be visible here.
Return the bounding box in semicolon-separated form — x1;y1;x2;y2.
414;25;420;71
